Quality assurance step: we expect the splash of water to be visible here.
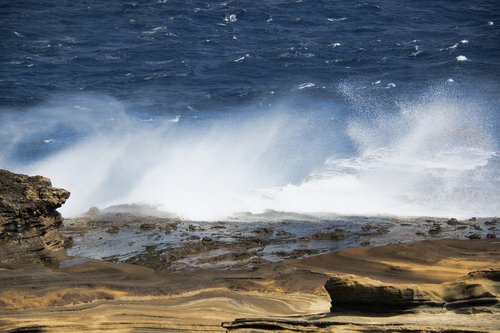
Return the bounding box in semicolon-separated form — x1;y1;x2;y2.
0;86;497;219
242;86;498;218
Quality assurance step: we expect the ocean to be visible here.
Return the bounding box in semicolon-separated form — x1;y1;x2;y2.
1;0;499;220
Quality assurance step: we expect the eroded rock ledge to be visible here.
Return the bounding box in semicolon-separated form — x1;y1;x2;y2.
0;169;70;264
325;269;499;313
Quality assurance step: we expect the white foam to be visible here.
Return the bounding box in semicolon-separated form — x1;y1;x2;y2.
234;54;249;63
240;92;497;218
297;82;315;90
3;88;497;220
224;14;237;23
327;18;347;22
168;115;180;123
143;26;169;35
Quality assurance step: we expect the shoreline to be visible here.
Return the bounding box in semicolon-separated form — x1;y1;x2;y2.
0;169;498;332
1;238;499;332
61;208;498;271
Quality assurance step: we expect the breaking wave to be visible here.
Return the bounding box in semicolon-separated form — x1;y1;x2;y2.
0;85;498;220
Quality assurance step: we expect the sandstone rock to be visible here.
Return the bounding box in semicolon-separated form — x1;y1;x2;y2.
325;269;499;313
0;169;70;264
324;274;443;312
442;269;499;309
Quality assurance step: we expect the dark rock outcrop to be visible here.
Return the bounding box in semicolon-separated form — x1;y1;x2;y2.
0;169;70;264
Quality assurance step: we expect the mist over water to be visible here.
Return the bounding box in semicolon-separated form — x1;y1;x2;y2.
244;85;498;218
0;85;498;220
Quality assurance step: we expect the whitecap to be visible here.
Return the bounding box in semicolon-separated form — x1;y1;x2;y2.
233;54;249;63
143;26;167;34
224;14;237;23
43;139;55;144
456;55;468;62
487;21;494;26
447;78;454;83
327;17;347;22
329;42;341;48
386;83;396;88
13;31;24;37
297;82;315;90
448;43;458;49
460;39;469;44
372;80;381;85
411;45;422;56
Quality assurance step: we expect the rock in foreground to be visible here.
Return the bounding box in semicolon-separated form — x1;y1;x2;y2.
325;269;499;313
325;274;443;312
0;169;70;264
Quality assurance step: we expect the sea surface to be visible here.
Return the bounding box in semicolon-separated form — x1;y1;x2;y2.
1;0;499;220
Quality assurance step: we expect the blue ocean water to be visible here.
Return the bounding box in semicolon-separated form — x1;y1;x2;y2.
1;1;499;219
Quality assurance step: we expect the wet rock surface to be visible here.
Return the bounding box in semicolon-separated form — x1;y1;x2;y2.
0;169;70;264
62;210;499;271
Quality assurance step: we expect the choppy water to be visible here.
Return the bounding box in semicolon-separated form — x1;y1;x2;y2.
1;1;499;219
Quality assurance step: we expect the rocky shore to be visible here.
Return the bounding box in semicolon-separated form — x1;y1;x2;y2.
0;169;70;265
0;169;498;333
62;206;498;271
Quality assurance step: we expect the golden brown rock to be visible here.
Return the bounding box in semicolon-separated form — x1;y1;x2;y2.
325;274;443;312
324;269;499;312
